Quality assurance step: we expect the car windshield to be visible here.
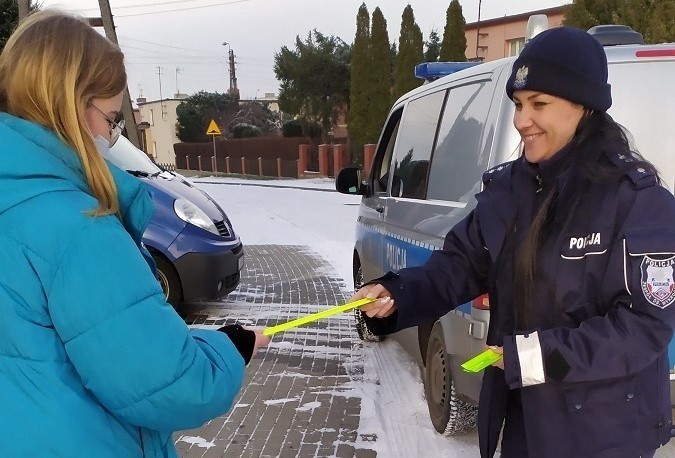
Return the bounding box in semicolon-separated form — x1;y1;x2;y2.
106;136;162;176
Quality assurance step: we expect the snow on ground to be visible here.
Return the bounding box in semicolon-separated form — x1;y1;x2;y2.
193;175;674;457
194;176;479;456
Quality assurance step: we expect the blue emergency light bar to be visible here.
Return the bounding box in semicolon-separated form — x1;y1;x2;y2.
414;61;482;82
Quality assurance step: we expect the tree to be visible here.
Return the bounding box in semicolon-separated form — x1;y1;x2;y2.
367;7;392;148
0;0;40;52
644;0;675;43
439;0;467;62
424;29;441;62
348;3;371;161
274;30;351;142
175;91;238;142
392;5;424;102
563;0;624;30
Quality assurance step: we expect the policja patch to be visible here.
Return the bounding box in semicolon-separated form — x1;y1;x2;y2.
641;256;675;308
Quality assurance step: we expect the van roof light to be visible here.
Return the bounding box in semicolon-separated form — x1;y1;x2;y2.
414;61;481;82
587;25;644;46
525;14;549;42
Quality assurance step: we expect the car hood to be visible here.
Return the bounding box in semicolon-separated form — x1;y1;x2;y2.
141;172;226;221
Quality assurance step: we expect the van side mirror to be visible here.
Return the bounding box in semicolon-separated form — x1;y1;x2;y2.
336;167;369;196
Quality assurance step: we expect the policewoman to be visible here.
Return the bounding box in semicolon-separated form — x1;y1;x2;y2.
351;27;675;457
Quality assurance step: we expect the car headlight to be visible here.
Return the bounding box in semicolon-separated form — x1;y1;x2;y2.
173;198;219;235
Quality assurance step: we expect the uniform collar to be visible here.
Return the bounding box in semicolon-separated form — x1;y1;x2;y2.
522;139;576;189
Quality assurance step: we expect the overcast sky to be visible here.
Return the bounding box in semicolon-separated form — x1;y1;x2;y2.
40;1;566;103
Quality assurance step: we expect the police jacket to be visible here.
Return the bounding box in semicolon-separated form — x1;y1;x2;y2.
363;144;675;457
0;113;246;457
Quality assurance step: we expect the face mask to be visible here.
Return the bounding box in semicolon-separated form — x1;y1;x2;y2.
94;135;111;161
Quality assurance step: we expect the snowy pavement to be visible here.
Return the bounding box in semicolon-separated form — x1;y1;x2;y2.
173;176;674;457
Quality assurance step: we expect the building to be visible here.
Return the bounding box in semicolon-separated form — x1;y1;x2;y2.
464;5;566;62
135;95;187;165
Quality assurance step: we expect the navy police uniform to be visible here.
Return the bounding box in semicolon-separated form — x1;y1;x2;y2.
364;145;675;457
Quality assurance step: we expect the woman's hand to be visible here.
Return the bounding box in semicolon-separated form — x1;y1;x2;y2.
489;345;504;370
252;330;270;357
350;283;396;318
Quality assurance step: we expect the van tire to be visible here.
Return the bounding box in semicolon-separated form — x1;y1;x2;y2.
424;323;478;435
154;256;183;307
353;264;384;342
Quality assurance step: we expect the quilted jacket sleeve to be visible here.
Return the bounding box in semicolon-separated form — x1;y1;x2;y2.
47;216;246;432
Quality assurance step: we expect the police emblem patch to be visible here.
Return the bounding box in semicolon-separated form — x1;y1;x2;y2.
513;65;529;89
641;256;675;309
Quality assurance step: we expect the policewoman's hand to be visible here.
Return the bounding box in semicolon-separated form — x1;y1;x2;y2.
350;283;396;318
489;346;504;370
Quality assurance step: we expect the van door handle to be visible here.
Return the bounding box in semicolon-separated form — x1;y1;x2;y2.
376;205;384;213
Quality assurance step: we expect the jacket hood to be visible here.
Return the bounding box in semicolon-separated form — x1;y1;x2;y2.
0;113;153;240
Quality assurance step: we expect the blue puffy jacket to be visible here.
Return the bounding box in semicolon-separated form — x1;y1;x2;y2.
0;113;245;457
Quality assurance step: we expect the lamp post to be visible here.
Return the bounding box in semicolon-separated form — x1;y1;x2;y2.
476;0;482;60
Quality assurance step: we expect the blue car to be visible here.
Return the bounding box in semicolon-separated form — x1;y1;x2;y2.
106;136;243;306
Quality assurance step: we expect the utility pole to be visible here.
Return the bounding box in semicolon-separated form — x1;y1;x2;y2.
157;66;166;120
18;0;30;21
97;0;141;149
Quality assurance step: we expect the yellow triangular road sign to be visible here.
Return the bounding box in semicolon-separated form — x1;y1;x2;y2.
206;119;221;135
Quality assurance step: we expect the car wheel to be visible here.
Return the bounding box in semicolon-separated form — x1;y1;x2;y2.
154;256;183;307
353;263;384;342
424;323;478;435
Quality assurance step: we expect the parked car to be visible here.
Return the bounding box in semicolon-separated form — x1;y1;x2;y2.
337;21;675;435
106;136;244;307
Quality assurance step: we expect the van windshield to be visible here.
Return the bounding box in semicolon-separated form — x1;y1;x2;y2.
106;136;162;176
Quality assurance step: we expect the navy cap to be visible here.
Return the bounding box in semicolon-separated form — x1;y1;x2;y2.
506;26;612;111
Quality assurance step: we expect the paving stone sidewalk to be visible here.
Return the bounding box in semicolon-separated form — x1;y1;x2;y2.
174;245;377;458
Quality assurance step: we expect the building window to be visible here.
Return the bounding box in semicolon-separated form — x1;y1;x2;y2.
507;38;525;56
150;109;155;126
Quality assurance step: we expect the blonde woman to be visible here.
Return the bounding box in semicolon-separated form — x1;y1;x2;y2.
0;10;268;456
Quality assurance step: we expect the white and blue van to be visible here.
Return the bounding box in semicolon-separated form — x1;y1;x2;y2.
337;22;675;435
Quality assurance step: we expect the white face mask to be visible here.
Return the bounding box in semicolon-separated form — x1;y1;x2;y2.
94;135;111;161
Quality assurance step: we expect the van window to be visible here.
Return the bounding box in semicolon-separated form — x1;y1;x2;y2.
427;81;493;203
391;91;446;199
371;108;403;194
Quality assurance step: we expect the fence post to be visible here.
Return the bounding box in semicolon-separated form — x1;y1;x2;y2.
276;158;282;177
211;155;216;172
197;155;202;171
298;144;308;177
364;144;376;177
258;157;263;176
225;156;231;174
332;144;345;177
185;156;190;171
241;157;246;175
318;144;329;177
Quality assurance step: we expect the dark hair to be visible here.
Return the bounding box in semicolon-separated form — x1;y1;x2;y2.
513;111;659;329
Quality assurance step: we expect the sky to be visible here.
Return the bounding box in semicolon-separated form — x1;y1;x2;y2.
39;0;566;104
187;176;675;456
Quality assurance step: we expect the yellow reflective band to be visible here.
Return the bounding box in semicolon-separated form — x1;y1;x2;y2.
263;298;377;336
461;348;502;373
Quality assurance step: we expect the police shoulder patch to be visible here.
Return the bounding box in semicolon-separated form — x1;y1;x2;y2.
640;255;675;309
482;161;515;186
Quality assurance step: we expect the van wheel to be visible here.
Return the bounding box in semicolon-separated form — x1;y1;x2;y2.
154;256;183;307
424;323;478;435
353;264;384;342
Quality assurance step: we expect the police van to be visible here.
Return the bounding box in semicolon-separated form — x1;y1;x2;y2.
336;19;675;435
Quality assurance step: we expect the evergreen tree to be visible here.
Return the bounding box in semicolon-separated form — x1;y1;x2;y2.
1;0;40;52
392;5;424;102
644;0;675;43
366;7;392;149
424;29;441;62
348;3;371;163
564;0;624;30
439;0;467;62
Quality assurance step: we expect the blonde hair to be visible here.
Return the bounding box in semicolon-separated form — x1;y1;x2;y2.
0;10;127;216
